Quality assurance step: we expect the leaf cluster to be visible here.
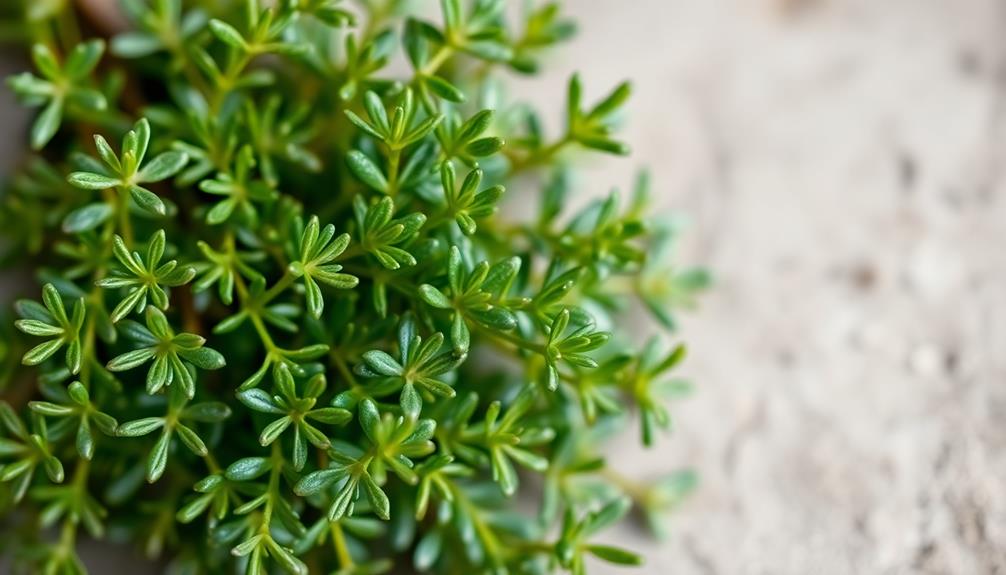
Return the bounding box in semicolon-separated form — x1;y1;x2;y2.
0;1;708;574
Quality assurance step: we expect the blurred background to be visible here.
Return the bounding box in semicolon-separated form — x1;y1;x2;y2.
538;1;1006;573
3;0;1006;574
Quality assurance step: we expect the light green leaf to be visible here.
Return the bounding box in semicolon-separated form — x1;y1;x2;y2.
137;151;188;183
129;186;166;215
30;98;62;150
63;202;113;233
67;171;120;190
346;150;388;193
209;20;248;50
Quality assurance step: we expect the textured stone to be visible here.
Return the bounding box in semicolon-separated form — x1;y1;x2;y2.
517;1;1006;573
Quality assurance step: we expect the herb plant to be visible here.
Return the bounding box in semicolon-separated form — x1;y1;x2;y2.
0;1;708;573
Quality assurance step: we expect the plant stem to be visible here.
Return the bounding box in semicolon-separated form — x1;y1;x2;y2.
419;45;454;78
479;325;546;355
211;49;253;114
330;522;354;568
447;480;502;562
508;134;573;174
117;187;134;247
386;147;401;195
259;272;296;307
260;443;282;533
600;468;648;502
329;348;360;389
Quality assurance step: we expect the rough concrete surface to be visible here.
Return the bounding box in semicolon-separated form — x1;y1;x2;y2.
534;1;1006;574
4;0;1006;573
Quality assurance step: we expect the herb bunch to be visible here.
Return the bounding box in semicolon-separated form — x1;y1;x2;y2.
0;1;708;573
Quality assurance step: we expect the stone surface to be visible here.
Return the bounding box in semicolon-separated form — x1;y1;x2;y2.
524;1;1006;573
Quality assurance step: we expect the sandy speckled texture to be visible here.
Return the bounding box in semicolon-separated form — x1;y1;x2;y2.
526;1;1006;573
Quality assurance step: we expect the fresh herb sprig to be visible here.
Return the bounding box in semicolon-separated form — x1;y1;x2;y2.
0;1;707;573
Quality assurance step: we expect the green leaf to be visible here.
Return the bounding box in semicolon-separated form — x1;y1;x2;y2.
64;39;105;79
106;348;155;371
305;408;350;425
293;468;342;496
111;32;163;58
206;199;236;224
177;494;213;523
585;497;632;535
589;81;632;119
491;447;518;496
176;424;208;456
345;110;384;140
450;313;469;354
361;473;390;520
67;171;120;190
129;186;166;215
76;420;94;460
304;275;323;319
179;347;226;369
31;44;60;79
31;99;62;150
67;382;89;405
63;203;113;233
126;118;152;164
27;401;74;417
231;534;262;557
147;430;171;482
137;151;188;183
414;531;442;571
22;339;64;365
346;151;388;193
258;416;291;446
237;389;283;414
655;344;687;374
358;399;381;442
209;19;248;50
117;418;164;437
423;75;465;103
42;455;64;483
466;136;504;157
146;355;170;394
93;135;120;171
361;350;402;376
225;457;272;481
585;544;643;566
578;135;629;155
266;539;309;575
14;320;63;337
418;285;451;309
400;384;421;419
182;402;232;422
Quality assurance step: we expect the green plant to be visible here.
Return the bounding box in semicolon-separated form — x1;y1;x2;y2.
0;1;708;573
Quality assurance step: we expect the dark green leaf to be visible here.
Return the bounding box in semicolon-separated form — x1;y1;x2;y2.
226;457;272;481
147;430;170;482
586;544;643;566
117;418;164;437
